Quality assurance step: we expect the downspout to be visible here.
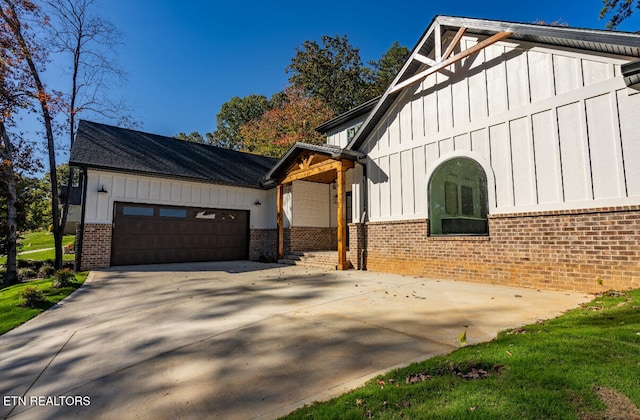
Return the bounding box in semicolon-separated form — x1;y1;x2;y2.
357;157;368;270
75;166;88;272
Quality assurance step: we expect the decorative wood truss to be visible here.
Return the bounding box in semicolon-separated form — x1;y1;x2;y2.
275;151;355;270
390;25;512;94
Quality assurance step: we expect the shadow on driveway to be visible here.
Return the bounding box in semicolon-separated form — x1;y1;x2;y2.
0;261;590;419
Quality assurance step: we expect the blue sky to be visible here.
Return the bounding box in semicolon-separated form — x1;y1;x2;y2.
51;0;640;139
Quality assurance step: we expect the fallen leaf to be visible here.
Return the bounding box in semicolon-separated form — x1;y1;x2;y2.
506;350;513;357
376;379;385;386
470;406;478;411
458;330;467;347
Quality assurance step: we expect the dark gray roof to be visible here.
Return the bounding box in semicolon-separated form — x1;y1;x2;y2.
70;120;278;189
348;15;640;151
264;142;364;185
315;96;380;133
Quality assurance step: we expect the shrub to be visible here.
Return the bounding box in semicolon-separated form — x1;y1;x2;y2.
17;268;37;281
19;286;46;307
52;268;75;288
17;259;32;268
39;264;55;278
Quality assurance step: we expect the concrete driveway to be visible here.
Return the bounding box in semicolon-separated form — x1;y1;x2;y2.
0;262;590;419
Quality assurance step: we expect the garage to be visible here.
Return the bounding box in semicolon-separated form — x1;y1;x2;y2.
111;203;249;266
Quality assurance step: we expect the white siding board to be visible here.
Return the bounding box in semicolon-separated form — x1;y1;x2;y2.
485;44;508;116
452;78;470;127
424;74;439;134
439;137;454;155
149;181;161;201
413;146;427;216
400;98;413;142
506;50;530;110
528;50;554;103
454;133;471;151
531;110;562;204
401;150;415;215
138;180;150;200
125;179;137;199
390;153;403;215
557;102;591;201
489;123;514;207
509;117;536;206
553;55;581;95
437;75;453;131
160;182;171;201
411;85;425;139
379;156;391;217
582;60;611;86
426;142;440;170
470;129;490;161
585;93;623;199
617;89;640;196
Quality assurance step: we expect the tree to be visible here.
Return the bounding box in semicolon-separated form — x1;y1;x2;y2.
175;132;206;144
2;0;131;270
207;94;273;149
287;34;368;115
600;0;639;29
1;0;66;269
240;87;334;158
364;42;411;98
43;0;132;266
0;0;41;286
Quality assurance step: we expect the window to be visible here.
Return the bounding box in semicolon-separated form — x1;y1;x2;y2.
428;158;488;235
122;206;154;216
159;208;187;218
346;123;362;143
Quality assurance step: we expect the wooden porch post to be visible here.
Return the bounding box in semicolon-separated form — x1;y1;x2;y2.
277;183;284;259
337;162;347;270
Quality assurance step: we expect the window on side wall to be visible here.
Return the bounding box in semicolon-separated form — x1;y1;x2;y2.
346;123;362;143
428;158;489;236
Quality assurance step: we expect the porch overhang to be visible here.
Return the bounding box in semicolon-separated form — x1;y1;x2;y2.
266;142;364;270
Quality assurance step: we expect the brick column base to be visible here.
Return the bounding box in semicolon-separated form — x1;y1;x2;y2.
249;229;278;262
77;223;111;271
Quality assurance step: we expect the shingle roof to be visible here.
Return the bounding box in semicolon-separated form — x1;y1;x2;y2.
70;120;278;189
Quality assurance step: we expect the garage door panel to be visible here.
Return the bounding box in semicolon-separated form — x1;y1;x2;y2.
111;203;249;266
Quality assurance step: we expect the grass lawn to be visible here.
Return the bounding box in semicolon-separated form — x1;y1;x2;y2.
285;289;640;419
0;231;75;265
0;273;87;335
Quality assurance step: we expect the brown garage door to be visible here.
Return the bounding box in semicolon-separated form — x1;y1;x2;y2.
111;203;249;266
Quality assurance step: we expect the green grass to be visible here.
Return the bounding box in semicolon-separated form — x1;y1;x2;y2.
284;289;640;419
0;231;75;265
0;273;87;335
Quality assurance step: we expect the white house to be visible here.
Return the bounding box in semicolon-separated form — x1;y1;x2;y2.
71;16;640;292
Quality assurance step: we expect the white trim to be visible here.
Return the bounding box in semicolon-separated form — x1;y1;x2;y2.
425;152;497;213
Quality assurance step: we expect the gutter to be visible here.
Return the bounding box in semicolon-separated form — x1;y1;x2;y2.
356;156;369;270
622;59;640;88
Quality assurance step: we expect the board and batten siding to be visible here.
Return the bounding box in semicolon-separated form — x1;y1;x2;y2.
84;170;276;229
358;34;640;222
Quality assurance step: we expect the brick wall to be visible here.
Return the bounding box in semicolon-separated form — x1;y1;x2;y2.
363;206;640;292
77;223;112;270
249;229;278;261
284;227;337;253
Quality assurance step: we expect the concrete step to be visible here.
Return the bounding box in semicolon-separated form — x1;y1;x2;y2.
278;252;338;270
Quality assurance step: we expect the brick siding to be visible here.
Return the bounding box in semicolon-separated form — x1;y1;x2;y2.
284;227;337;253
361;206;640;292
77;223;112;270
249;229;278;261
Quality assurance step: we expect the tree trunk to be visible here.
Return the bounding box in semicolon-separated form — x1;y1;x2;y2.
0;122;19;287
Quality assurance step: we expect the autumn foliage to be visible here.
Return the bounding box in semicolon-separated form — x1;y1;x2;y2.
240;87;334;158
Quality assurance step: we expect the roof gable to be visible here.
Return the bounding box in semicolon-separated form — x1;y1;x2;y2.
70;120;278;189
347;15;640;151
